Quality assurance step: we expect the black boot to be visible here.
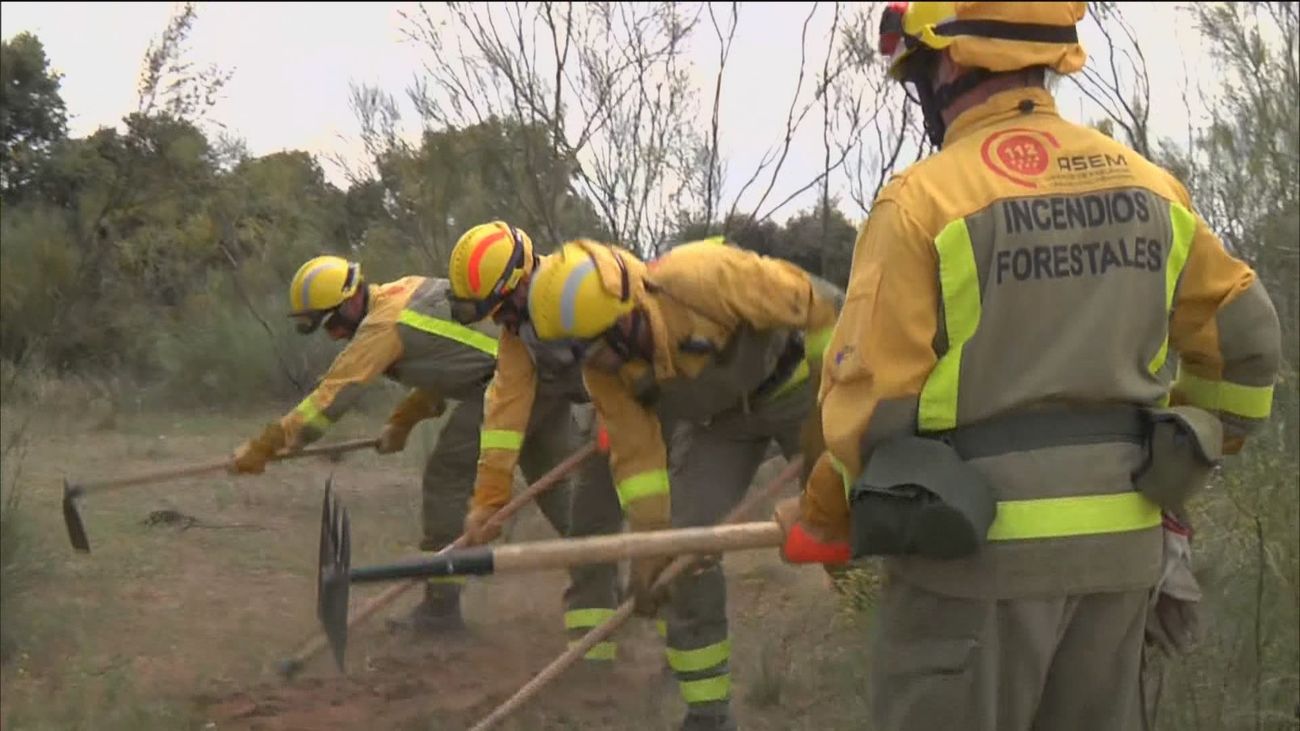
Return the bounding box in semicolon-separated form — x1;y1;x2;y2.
386;581;466;636
680;709;737;731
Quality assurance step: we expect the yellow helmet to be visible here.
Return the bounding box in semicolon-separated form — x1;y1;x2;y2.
288;255;362;333
527;241;637;341
447;221;537;324
879;2;1087;79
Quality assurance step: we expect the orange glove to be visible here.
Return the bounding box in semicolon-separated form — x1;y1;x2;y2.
377;389;445;455
230;422;288;475
463;505;504;546
773;496;851;565
597;421;611;453
624;495;672;617
630;554;673;617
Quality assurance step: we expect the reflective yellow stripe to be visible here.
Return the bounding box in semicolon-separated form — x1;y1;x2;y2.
767;359;810;400
1175;371;1274;420
398;309;499;356
427;576;468;585
679;674;731;704
841;449;1157;541
616;470;670;507
294;396;331;431
666;639;730;673
987;492;1160;541
480;429;524;451
919;219;980;431
805;326;834;361
564;608;618;630
655;619;668;638
568;640;617;661
831;454;853;500
1148;202;1196;374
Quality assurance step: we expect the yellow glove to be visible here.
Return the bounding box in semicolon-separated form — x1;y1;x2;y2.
230;422;288;475
625;495;672;616
462;505;504;546
376;422;412;455
376;389;445;455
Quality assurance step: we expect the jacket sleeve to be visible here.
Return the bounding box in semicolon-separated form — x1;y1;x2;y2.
582;364;671;532
470;329;539;512
664;249;841;361
1166;188;1281;454
280;321;405;447
802;199;940;537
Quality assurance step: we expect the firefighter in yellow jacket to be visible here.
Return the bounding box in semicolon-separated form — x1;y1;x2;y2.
445;221;625;665
527;238;841;731
229;256;574;634
774;3;1282;731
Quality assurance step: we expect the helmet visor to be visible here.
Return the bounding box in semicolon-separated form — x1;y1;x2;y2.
448;294;500;326
293;310;329;335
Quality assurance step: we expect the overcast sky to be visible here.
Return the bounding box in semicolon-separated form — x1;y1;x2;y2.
2;2;1218;224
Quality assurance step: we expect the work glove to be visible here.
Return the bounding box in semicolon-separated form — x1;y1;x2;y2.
462;505;504;546
596;420;611;453
1145;514;1203;657
376;422;413;455
230;422;288;475
774;495;851;565
624;494;673;617
376;389;445;455
630;554;674;617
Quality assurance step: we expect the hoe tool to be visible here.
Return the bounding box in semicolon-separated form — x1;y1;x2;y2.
62;437;378;553
318;458;800;673
275;440;597;679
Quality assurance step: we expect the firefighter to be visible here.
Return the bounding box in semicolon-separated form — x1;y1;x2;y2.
526;238;841;730
230;255;571;635
774;3;1282;730
446;221;625;665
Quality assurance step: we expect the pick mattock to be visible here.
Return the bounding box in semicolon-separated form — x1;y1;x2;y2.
275;440;598;679
469;457;803;731
314;456;802;717
61;436;379;554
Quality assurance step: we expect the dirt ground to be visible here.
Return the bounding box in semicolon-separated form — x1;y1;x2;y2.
0;406;873;731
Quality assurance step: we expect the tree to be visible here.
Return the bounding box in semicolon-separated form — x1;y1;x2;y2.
0;32;68;200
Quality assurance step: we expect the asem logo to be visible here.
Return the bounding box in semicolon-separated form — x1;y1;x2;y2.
980;128;1061;189
1057;153;1129;172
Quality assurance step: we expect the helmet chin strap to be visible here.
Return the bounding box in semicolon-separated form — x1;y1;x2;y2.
333;286;370;339
905;50;1006;148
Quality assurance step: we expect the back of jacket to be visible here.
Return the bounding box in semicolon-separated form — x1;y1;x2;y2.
812;87;1281;598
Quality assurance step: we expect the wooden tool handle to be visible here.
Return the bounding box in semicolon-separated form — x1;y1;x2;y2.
468;457;804;731
71;437;381;496
276;440;598;678
489;522;784;574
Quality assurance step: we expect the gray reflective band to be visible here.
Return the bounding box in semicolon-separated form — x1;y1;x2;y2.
927;407;1146;460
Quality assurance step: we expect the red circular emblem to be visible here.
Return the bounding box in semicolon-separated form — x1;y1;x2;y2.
980;128;1060;188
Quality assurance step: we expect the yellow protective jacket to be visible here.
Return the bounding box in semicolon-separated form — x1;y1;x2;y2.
470;268;590;512
281;276;499;446
581;241;841;531
801;88;1281;596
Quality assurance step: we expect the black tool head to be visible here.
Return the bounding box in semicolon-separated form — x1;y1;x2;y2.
316;478;351;673
62;479;90;553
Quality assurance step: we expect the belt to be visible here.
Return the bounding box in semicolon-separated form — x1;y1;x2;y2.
751;334;807;401
926;406;1148;460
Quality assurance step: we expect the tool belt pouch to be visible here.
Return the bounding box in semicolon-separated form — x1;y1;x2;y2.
847;437;996;561
1133;407;1222;511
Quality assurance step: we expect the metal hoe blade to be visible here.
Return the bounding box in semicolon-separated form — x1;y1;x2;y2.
62;479;91;553
316;479;351;673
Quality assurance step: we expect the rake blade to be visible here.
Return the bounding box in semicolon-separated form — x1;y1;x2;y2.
316;479;351;673
62;479;91;553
